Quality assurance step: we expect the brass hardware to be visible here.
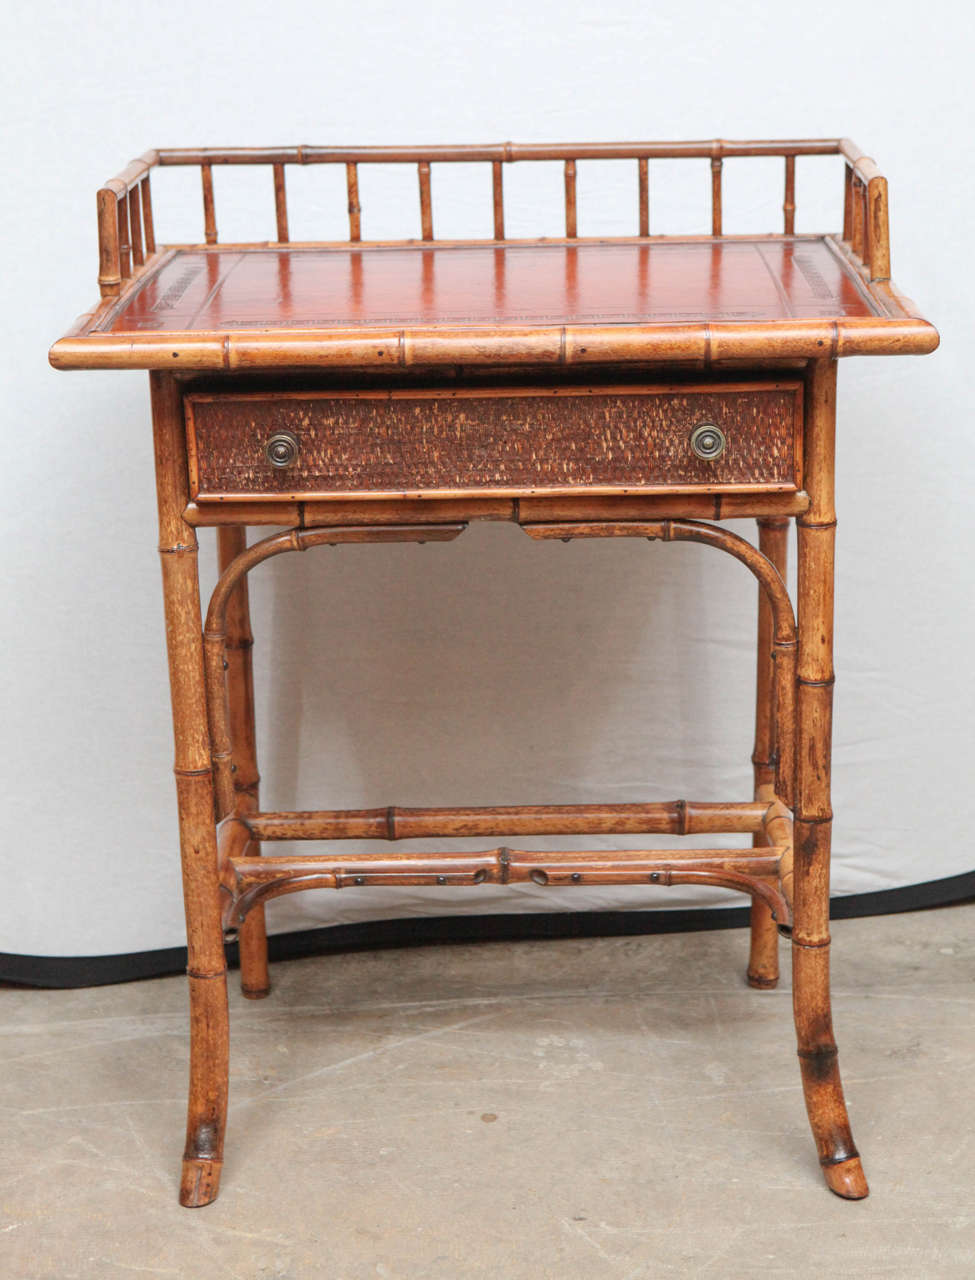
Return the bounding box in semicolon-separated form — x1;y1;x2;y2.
265;430;299;468
689;422;726;460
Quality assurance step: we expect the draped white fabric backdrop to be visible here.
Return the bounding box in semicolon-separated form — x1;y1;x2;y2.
2;0;971;956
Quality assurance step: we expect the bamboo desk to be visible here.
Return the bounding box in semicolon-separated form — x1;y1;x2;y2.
51;139;938;1207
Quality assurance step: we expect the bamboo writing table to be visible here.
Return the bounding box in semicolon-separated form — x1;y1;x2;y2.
50;139;938;1207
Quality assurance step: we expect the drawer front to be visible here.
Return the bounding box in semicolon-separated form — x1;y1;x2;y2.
185;383;802;501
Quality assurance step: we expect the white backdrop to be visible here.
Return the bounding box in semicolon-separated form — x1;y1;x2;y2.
2;0;971;957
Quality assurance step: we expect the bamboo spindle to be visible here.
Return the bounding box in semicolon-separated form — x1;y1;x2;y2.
273;164;289;242
140;176;156;255
201;164;217;244
203;622;234;822
792;358;868;1200
97;188;121;296
865;175;890;281
149;372;229;1208
638;157;649;236
128;186;144;267
851;175;865;261
346;163;362;241
564;160;577;238
711;156;723;236
842;164;854;243
492;160;504;240
216;526;268;999
783;155;796;235
748;516;789;990
418;161;433;240
117;196;131;280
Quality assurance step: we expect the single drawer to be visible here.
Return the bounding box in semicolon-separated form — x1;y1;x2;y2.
185;382;803;502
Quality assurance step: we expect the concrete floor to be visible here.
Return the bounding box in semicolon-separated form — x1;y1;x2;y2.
3;904;975;1279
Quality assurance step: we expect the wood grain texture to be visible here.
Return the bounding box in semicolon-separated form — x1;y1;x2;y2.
184;383;802;500
101;239;879;334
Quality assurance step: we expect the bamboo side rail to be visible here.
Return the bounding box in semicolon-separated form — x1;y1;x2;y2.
838;139;890;281
222;845;792;931
56;314;938;372
155;140;843;164
93;139;891;296
245;799;767;842
182;491;812;530
97;150;158;296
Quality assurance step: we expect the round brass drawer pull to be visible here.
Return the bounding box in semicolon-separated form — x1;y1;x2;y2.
689;422;726;460
265;430;300;469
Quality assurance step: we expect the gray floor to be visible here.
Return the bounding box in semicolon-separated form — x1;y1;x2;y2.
3;904;975;1279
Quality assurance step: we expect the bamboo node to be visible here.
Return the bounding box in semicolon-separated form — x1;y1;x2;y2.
676;798;687;835
798;1045;839;1061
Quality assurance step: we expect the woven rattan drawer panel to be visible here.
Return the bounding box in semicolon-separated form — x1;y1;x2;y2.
185;382;802;501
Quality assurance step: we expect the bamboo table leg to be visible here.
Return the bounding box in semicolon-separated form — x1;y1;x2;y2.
151;372;230;1208
216;526;270;999
792;359;867;1199
748;515;789;989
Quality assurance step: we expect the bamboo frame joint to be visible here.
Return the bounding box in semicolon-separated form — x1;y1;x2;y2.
791;934;832;949
798;1045;839;1061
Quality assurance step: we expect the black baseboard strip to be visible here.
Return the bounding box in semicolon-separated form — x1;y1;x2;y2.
5;870;974;989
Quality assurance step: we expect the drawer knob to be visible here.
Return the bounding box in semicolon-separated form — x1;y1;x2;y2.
265;430;300;469
689;422;726;460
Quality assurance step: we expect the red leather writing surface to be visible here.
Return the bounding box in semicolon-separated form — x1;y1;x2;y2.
106;238;877;334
